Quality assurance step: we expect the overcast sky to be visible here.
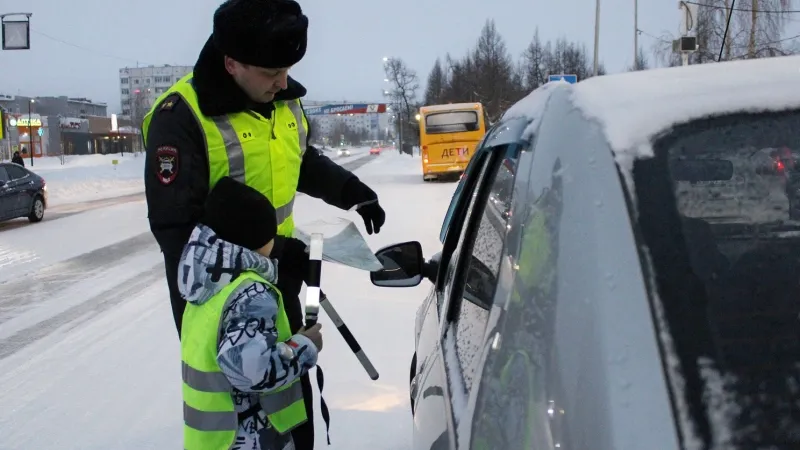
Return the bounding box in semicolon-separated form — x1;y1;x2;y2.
0;0;784;114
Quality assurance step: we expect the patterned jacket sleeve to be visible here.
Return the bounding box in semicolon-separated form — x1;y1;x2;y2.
216;281;318;393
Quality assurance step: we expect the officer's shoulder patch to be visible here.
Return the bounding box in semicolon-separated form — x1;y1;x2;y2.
158;94;181;112
155;145;179;185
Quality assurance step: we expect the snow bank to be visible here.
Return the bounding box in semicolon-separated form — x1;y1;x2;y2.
26;154;145;205
21;146;376;206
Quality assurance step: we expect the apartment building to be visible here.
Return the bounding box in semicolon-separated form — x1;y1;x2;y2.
119;65;192;119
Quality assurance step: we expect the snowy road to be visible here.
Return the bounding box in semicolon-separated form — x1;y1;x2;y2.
0;151;457;449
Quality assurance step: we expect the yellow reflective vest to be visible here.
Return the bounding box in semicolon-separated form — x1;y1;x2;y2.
180;271;307;449
142;73;309;237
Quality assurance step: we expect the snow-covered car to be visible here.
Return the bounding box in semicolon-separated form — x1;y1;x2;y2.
337;148;351;157
369;55;800;449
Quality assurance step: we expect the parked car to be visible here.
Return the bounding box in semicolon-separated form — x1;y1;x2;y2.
0;162;47;223
370;55;800;450
337;147;351;157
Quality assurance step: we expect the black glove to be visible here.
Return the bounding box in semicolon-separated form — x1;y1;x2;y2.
342;178;385;234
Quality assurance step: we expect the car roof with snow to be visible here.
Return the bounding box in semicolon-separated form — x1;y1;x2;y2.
504;54;800;160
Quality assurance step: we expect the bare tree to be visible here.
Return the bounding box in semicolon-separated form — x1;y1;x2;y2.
130;91;150;133
424;58;446;105
471;20;519;121
741;0;795;58
128;90;152;153
654;0;797;65
441;52;479;104
521;29;549;91
418;23;610;120
630;46;650;70
383;57;420;146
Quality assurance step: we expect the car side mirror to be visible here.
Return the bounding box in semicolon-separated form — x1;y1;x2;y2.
370;241;425;287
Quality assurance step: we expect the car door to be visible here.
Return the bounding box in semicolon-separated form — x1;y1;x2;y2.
412;134;501;450
436;142;524;449
413;122;527;450
3;164;33;214
0;166;13;220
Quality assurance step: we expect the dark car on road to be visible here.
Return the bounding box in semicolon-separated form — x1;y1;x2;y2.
0;162;47;223
369;55;800;449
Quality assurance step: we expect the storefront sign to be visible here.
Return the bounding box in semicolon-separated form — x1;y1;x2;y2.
60;121;82;129
13;117;42;127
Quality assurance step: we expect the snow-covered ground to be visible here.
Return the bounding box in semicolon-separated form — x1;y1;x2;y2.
11;146;375;207
0;151;457;449
19;153;146;205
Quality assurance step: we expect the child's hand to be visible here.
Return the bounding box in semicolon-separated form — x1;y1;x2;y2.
299;323;323;352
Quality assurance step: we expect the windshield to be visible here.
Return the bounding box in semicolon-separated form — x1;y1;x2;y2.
634;110;800;447
425;111;479;134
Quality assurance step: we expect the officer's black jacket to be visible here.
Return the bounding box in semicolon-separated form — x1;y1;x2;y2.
144;38;357;318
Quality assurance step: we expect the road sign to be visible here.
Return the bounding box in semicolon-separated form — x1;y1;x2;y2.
548;74;578;84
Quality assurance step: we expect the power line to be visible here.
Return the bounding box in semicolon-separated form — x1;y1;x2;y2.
30;29;151;66
682;0;800;14
637;28;671;44
637;28;800;48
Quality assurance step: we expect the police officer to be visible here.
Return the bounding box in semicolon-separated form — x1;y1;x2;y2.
142;0;385;448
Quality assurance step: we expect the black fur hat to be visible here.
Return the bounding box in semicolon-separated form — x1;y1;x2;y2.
200;177;278;251
212;0;308;68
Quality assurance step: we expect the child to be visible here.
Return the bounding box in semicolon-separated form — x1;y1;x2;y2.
177;176;323;450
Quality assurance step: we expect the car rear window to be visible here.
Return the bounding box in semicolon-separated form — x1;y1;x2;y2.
633;110;800;447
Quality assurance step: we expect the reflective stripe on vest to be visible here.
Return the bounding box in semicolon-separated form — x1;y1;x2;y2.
180;271;307;449
141;73;309;237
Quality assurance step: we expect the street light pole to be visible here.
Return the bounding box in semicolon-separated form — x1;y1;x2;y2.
593;0;601;76
28;99;33;166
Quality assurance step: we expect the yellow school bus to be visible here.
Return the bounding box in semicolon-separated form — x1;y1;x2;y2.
419;102;486;181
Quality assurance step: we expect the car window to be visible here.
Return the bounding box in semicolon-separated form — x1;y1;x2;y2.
439;130;494;243
635;109;800;447
0;167;9;183
5;164;28;180
437;154;493;314
447;144;521;393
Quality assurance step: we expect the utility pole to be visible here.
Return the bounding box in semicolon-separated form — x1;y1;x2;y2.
634;0;638;69
593;0;601;76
